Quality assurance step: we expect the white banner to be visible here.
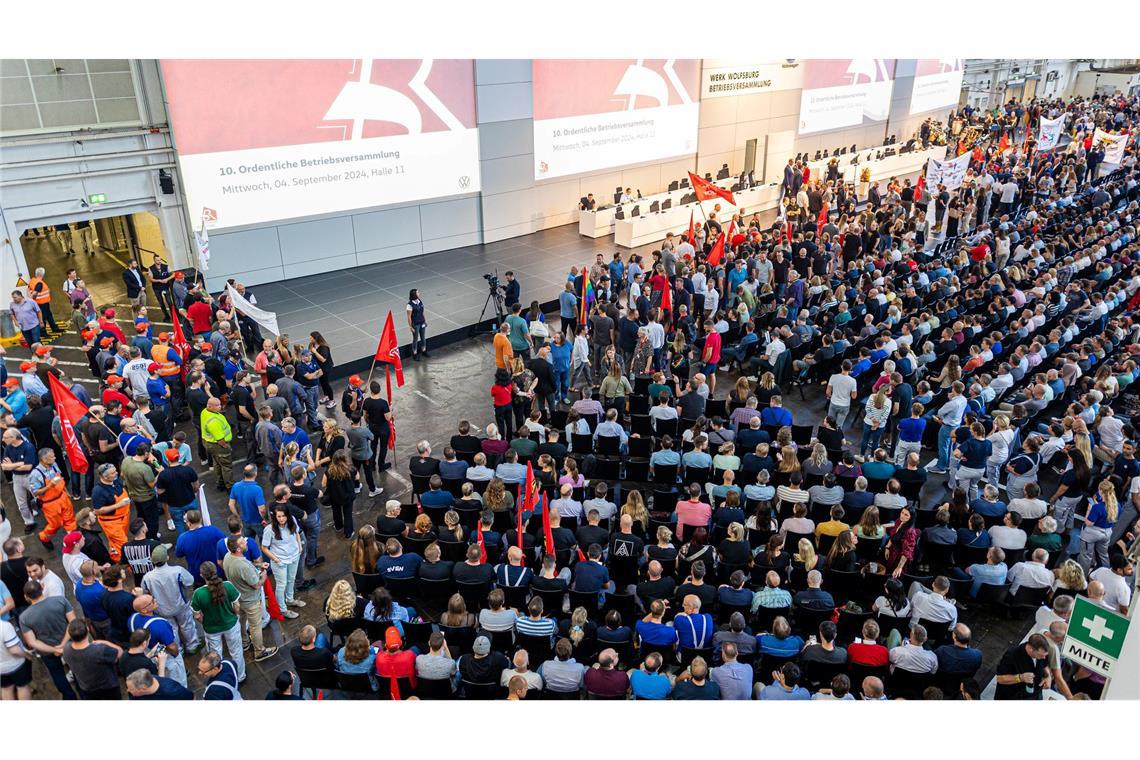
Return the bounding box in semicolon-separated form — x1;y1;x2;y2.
701;60;804;99
197;484;210;526
1036;114;1066;151
1093;128;1128;165
225;283;280;336
195;223;210;271
925;151;972;191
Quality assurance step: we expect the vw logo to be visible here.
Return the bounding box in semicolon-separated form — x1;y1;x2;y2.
459;175;471;189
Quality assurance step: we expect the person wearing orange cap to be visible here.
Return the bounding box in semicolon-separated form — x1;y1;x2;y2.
101;375;133;411
132;322;154;356
374;626;417;698
28;447;76;551
90;463;132;562
1;377;28;421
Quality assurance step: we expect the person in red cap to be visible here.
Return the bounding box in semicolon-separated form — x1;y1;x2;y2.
340;374;365;416
98;308;126;345
29;447;77;551
374;626;416;698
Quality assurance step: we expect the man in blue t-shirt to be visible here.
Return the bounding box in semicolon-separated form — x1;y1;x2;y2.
376;539;422;580
629;653;672;699
228;465;266;537
571;546;611;596
128;593;188;686
174;510;226;584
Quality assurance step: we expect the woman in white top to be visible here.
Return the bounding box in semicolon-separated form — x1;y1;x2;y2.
860;387;891;460
261;504;305;617
986;415;1015;485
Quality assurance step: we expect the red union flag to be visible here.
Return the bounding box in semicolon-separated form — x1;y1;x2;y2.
169;312;192;379
687;171;735;206
48;373;89;474
374;311;404;387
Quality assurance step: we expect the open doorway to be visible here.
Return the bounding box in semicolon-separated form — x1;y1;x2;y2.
18;211;171;321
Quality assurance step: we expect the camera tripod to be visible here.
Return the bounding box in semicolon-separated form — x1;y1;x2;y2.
470;282;507;337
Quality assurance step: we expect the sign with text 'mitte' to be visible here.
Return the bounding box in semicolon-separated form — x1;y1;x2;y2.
1062;595;1129;678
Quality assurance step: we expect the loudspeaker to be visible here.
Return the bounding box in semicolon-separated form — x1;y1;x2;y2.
158;169;175;195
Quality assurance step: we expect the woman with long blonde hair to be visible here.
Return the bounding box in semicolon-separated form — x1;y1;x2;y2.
1070;419;1094;468
350;526;381;574
621;489;649;534
325;579;361;622
1079;480;1120;572
1052;559;1088;593
986;414;1015;485
792;538;818;573
777;445;801;474
804;443;831;477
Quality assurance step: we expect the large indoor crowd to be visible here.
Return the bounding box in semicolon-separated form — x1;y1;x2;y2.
2;92;1139;701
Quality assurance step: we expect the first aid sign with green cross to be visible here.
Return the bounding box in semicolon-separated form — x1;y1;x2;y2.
1062;595;1130;677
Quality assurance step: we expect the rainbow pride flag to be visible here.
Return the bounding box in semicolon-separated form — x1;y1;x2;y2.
579;265;595;323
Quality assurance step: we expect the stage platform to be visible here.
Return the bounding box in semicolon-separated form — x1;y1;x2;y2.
250;222;676;378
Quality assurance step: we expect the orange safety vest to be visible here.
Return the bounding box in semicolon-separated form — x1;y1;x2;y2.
28;277;51;305
151;343;179;377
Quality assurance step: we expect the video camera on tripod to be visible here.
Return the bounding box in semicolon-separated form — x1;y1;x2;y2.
472;269;507;337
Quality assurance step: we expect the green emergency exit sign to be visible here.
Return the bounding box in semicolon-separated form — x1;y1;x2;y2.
88;193;106;204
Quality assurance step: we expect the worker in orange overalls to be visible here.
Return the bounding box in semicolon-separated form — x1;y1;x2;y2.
91;462;132;562
29;448;77;551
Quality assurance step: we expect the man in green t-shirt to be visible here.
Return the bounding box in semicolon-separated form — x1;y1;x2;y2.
506;303;532;359
120;442;161;539
190;560;246;682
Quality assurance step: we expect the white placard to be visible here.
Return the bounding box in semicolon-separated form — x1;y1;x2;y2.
701;60;804;99
925;151;971;191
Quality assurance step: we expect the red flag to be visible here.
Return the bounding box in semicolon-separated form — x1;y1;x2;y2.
374;311;405;387
660;278;672;315
169;314;191;380
915;172;926;201
687;171;736;205
998;132;1010;154
263;575;285;622
706;232;726;267
686;210;695;248
576;546;587;563
47;373;89;474
477;520;488;564
541;493;554;556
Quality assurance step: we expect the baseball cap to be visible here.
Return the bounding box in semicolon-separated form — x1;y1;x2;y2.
348;374;363;386
384;627;403;652
81;329;95;341
136;323;149;333
299;348;312;357
173;271;185;280
147;362;160;373
18;361;34;372
199;342;213;353
99;337;114;347
164;449;180;463
151;545;169;563
106;374;123;384
103;308;116;318
3;378;20;388
158;332;170;341
472;636;491;656
34;346;50;356
62;531;83;552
